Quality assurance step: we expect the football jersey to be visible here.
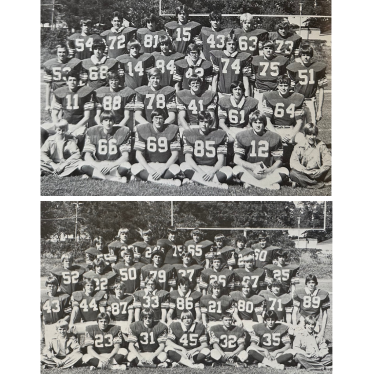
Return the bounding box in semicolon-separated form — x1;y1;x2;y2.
262;91;305;127
95;86;136;124
50;265;86;295
117;53;155;89
53;85;94;124
293;287;330;319
287;60;328;98
169;290;202;320
165;21;202;54
236;248;250;268
128;320;168;352
81;57;119;90
233;267;266;293
234;128;283;168
183;128;227;166
71;290;107;322
130;241;155;264
134;85;177;123
133;290;169;321
210;50;252;94
251;55;288;91
268;31;302;59
174;58;214;90
218;95;258;129
176;89;217;125
134;123;181;163
106;294;134;321
137;28;167;53
258;290;293;322
140;264;176;291
200;295;234;322
251;322;290;351
43;57;81;90
101;27;137;58
83;125;131;161
219;246;238;268
198;27;233;60
200;268;235;291
234;28;269;56
112;261;144;293
230;291;264;321
83;270;117;292
251;244;280;269
41;292;70;325
174;264;204;290
68;33;103;60
168;321;207;349
163;239;184;265
152;51;184;86
264;263;300;291
209;324;245;352
85;324;122;354
184;239;213;265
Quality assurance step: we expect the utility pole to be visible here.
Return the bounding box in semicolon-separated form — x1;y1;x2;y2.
72;202;83;244
297;217;301;248
299;2;303;35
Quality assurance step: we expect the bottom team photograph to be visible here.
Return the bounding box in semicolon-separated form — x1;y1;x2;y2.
40;201;332;373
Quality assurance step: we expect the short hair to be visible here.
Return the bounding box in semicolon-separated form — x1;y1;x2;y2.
240;13;254;25
157;34;173;50
304;315;317;326
127;38;141;50
191;228;204;237
277;21;290;31
100;110;115;122
45;276;59;287
222;312;233;320
147;67;162;79
55;319;69;329
107;71;120;82
93;258;106;267
151;249;165;260
56;119;69;129
275;250;287;259
92;39;106;51
151;108;167;120
80;19;92;26
230;80;245;93
65;70;80;81
181;250;192;259
305;274;318;285
83;279;96;287
144;13;157;24
93;236;103;245
56;44;68;53
269;279;283;289
180;310;194;320
235;235;247;244
188;74;203;86
140;308;155;320
262;40;275;50
214;233;225;241
212;255;223;263
178;276;191;288
61;252;73;262
209;11;222;22
118;228;129;236
303;123;319;136
277;74;291;86
112;11;123;21
224;30;238;48
176;5;189;17
197;110;214;125
121;247;134;257
264;310;278;321
97;312;110;323
186;43;201;54
207;281;222;294
144;276;159;289
241;279;252;289
113;281;126;291
299;43;314;57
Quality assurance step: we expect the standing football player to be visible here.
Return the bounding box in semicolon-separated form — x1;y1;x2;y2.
251;233;280;268
174;251;204;291
183;228;212;267
137;14;167;54
161;227;184;265
82;257;117;292
233;235;248;269
131;228;156;264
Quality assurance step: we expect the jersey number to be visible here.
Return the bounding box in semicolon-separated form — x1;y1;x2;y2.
269;297;283;311
207;34;225;49
108;35;126;50
262;332;280;346
156;59;174;74
274;103;295;118
98;139;118;155
149;270;166;283
259;62;280;77
302;295;320;308
228;109;245;124
62;271;79;284
95;334;114;347
188;99;204;114
238;36;258;51
127;61;144;77
89;65;109;80
221;58;241;75
79;298;98;312
110;302;128;315
140;331;155;345
176;297;193;310
119;268;137;281
220;335;237;348
180;333;198;346
208;300;222;313
298;69;315;85
147;137;168;153
65;94;79;110
144;34;159;48
176;27;191;41
52;66;71;81
145;94;166;109
143;295;159;308
249;140;269;158
102;96;122;110
194;140;216;158
43;300;60;313
237;299;254;313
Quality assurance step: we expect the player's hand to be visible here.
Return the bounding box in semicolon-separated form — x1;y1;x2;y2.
154;165;168;179
262;349;270;359
100;358;110;368
312;169;323;179
316;110;322;122
203;171;215;181
236;320;243;327
45;105;51;112
253;162;266;175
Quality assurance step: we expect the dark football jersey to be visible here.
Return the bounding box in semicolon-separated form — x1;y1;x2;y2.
236;248;250;268
177;89;217;125
174;58;214;90
50;265;85;295
264;263;300;291
137;28;167;53
53;85;94;125
234;28;269;56
287;61;328;98
262;91;305;127
251;55;289;91
168;321;208;349
68;33;103;60
83;125;131;161
113;261;144;293
165;21;202;54
174;264;204;290
43;57;81;90
218;95;258;128
210;50;252;94
233;267;266;293
209;324;245;352
198;27;233;60
200;295;234;322
200;268;235;292
234;128;283;168
293;288;330;319
128;321;168;352
106;294;134;321
81;57;119;90
219;246;238;268
152;52;184;86
230;291;264;321
184;239;213;265
134;123;181;163
85;324;122;354
130;241;155;264
133;290;169;321
162;239;184;265
141;264;176;291
71;290;107;322
258;290;293;322
117;53;155;89
101;28;137;58
83;270;117;292
268;31;302;59
251;244;279;269
41;292;70;325
169;290;202;320
251;322;290;351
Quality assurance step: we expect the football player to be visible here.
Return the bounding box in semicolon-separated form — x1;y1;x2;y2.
101;11;137;58
246;310;293;369
165;6;202;54
180;111;232;189
131;108;182;186
251;233;280;268
82;313;127;370
106;229;130;267
233;235;248;268
82;257;117;292
131;228;156;264
233;110;289;190
162;226;184;265
174;44;214;91
183;228;212;267
127;308;168;367
134;67;177;125
137;13;167;54
210;31;252;96
206;234;227;267
84;247;102;271
81;110;132;182
174;251;204;291
166;310;209;368
167;276;202;322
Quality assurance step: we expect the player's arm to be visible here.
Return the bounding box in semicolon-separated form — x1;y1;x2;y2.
178;110;191;131
135;150;157;177
153;149;179;180
118;107;132;127
317;86;324;121
69;100;94;133
243;75;250;97
218;117;235;142
233;144;264;172
195;305;202;322
210;330;226;358
289;112;304;140
134;105;148;125
165;97;177;125
270;334;291;357
149;341;166;361
201;304;208;326
319;308;328;339
184;152;206;177
45;83;52;111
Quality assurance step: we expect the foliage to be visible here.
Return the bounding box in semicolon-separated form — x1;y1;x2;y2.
41;238;90;258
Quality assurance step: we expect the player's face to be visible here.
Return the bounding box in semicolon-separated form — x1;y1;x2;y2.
278;26;288;37
237;240;245;249
56;47;67;63
242;19;254;32
306;280;317;291
265;318;276;329
112;17;122;30
215;239;224;248
212;259;221;270
222;316;233;328
102;118;114;132
98;318;109;331
305;321;317;334
182;315;193;327
301;53;312;65
242;284;251;296
198;118;213;135
212;286;221;297
85;283;95;295
149;75;161;88
271;285;281;296
306;133;317;146
81;23;90;34
123;253;133;263
119;231;129;242
177;12;187;24
62;257;73;269
95;239;103;251
86;253;94;263
143;233;151;243
95;263;106;274
143;314;154;327
226;40;237;54
56;125;68;139
147;20;156;31
47;283;58;295
109;77;120;90
145;280;156;292
160;41;170;54
244;257;255;270
153;254;163;266
188;50;200;63
179;282;189;293
260;239;267;249
168;233;176;242
277;255;286;266
189;79;202;94
129;46;140;57
114;286;125;298
192;234;201;243
278;82;291;96
182;255;192;265
67;77;78;91
232;86;243;100
252;119;266;135
93;46;104;59
152;115;166;131
210;18;221;30
263;46;274;58
57;326;68;337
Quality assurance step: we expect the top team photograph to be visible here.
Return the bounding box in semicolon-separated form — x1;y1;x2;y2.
40;1;332;196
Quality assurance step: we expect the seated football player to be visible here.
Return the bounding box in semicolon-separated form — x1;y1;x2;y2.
234;13;268;56
131;108;182;187
176;74;217;132
230;280;265;333
210;31;252;97
209;312;248;366
292;274;330;339
134;67;177;125
293;315;332;371
83;258;117;293
133;276;169;323
174;44;213;91
167;276;202;323
290;123;332;189
41;276;71;346
233;110;289;190
162;226;184;265
127;308;168;368
137;13;167;54
234;235;248;268
165;5;202;55
40;119;82;177
181;111;232;189
174;251;204;291
41;319;83;369
131;228;156;264
100;11;137;58
246;310;293;369
184;228;213;267
166;310;210;368
50;252;86;296
251;233;280;268
81;110;132;183
82;313;127;370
